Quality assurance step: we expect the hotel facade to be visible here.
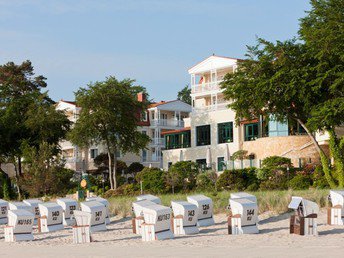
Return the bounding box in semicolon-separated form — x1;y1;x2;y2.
162;55;332;172
56;97;191;172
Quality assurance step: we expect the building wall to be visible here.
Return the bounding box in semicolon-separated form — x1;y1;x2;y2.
163;108;241;171
243;135;321;167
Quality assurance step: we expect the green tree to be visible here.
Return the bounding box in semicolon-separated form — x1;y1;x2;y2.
164;167;182;194
221;0;344;187
169;161;199;190
135;167;165;194
68;77;150;189
299;0;344;186
18;142;75;198
0;61;70;197
177;85;191;104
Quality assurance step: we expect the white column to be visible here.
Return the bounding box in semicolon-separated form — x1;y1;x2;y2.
178;111;181;126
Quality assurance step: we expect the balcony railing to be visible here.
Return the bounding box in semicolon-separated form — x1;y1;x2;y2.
150;119;184;127
150;138;165;146
191;80;223;94
192;102;228;113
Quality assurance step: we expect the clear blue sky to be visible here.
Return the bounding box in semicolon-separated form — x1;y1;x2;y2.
0;0;311;103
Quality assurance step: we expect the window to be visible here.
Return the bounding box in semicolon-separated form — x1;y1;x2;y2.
142;150;147;162
168;162;172;169
196;125;211;146
196;159;207;171
115;150;121;158
141;111;148;122
90;149;98;159
217;157;225;171
244;123;259;141
218;122;233;143
165;131;191;150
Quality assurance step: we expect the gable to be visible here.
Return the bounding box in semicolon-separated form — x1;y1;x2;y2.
188;55;238;74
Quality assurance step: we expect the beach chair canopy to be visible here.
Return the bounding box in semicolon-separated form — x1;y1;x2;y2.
288;196;319;216
136;194;161;204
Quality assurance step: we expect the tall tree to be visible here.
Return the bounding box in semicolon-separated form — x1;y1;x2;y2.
177;85;191;104
299;0;344;185
221;0;344;187
0;60;71;197
68;76;150;189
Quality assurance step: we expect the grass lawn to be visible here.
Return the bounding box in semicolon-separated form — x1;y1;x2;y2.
107;188;329;218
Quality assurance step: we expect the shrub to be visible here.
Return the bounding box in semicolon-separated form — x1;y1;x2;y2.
288;174;312;190
164;167;182;194
104;183;138;198
196;171;217;191
231;150;248;161
261;156;292;169
169;161;199;190
216;168;258;191
135;167;165;194
127;162;144;176
312;165;329;189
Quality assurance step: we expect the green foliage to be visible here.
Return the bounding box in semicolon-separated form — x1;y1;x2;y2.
0;61;70;181
68;76;150;189
127;162;144;175
231;150;248;161
288;174;312;190
261;156;292;169
216;168;258;191
196;171;217;191
135;167;165;194
164;167;182;194
18;142;76;198
221;0;344;188
257;156;293;190
177;85;191;105
169;161;200;190
312;165;330;189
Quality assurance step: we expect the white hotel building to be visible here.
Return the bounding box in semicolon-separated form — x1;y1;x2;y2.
56;97;191;172
162;55;329;171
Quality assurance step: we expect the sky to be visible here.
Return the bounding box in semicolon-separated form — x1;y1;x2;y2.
0;0;311;103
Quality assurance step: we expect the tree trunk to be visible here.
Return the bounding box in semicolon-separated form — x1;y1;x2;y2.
107;150;114;190
18;156;22;176
328;128;344;187
296;118;336;188
113;149;118;190
13;162;22;200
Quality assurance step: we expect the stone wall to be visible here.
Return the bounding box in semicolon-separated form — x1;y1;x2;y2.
243;135;327;167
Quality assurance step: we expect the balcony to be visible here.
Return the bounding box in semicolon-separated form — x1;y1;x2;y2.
191;80;223;94
150;138;165;146
150;119;184;127
192;102;228;113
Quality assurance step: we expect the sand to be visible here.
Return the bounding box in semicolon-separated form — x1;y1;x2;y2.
1;210;344;258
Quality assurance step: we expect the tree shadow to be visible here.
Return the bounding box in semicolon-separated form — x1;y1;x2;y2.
259;212;291;225
259;226;288;234
319;228;344;236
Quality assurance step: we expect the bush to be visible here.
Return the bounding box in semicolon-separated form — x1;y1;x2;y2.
135;167;165;194
196;171;217;191
127;162;144;176
216;168;258;191
258;156;294;190
169;161;200;190
288;174;312;190
312;165;329;189
104;183;138;198
261;156;292;169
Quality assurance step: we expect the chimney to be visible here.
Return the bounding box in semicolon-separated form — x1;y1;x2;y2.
137;92;146;102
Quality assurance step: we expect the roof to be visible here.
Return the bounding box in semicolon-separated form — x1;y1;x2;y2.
188;55;241;74
148;100;178;108
161;127;191;135
60;99;76;105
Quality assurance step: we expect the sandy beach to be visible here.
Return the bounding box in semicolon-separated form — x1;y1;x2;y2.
1;209;344;258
